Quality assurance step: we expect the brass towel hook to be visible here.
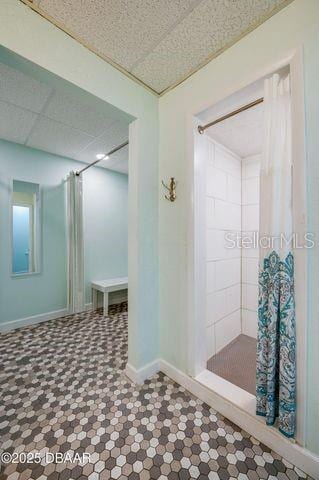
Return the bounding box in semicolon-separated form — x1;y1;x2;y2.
162;177;177;202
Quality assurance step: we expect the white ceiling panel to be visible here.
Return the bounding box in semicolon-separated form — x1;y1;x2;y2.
26;116;95;159
99;120;129;149
75;138;111;164
76;138;120;165
0;100;38;144
198;75;265;157
43;91;115;137
76;120;129;164
29;0;292;94
0;63;52;112
0;60;130;173
37;0;198;70
206;103;264;158
132;0;288;93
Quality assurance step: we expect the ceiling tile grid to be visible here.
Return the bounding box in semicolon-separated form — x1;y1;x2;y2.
0;100;38;144
37;0;199;70
98;119;130;147
26;116;95;158
42;90;116;137
0;62;52;112
2;0;292;168
26;0;292;94
0;62;130;174
132;0;288;93
75;137;116;165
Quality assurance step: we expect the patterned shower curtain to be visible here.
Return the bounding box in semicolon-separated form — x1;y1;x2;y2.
256;73;296;438
66;171;85;314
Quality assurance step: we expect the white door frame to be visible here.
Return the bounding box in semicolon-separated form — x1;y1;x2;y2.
186;48;307;446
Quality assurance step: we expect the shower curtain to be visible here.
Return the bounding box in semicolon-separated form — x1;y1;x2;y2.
256;73;296;438
67;171;85;314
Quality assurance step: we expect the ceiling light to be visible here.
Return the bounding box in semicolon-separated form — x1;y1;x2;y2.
96;153;106;160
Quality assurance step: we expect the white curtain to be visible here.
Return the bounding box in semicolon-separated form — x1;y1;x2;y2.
67;171;85;314
259;73;292;254
256;73;296;438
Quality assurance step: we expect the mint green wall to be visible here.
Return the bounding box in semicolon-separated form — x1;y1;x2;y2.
158;0;319;456
303;27;319;456
0;0;159;370
0;139;128;326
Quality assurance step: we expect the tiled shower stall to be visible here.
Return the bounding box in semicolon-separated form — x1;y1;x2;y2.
205;137;261;362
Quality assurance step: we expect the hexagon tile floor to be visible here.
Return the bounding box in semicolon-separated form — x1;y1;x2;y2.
0;304;313;480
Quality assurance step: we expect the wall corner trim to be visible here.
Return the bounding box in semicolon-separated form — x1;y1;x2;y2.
125;359;160;384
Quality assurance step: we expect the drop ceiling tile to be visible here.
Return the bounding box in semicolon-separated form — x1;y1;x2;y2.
0;63;52;113
32;0;291;93
27;116;94;159
76;119;129;163
43;91;115;137
75;139;107;164
0;100;38;144
198;76;264;124
132;0;288;92
207;103;264;157
98;120;129;148
38;0;198;70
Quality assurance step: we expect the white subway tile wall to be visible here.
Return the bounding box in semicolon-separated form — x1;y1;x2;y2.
241;155;261;339
215;310;242;353
205;142;261;358
206;141;242;356
242;204;259;231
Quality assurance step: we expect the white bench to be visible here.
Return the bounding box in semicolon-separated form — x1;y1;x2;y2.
91;277;128;315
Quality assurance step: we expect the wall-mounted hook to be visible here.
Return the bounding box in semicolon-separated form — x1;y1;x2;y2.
162;177;177;202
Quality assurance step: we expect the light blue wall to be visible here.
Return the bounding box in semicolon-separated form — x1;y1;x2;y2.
0;139;128;327
0;1;159;369
83;164;128;300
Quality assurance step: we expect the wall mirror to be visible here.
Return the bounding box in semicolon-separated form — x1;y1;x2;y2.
11;180;40;276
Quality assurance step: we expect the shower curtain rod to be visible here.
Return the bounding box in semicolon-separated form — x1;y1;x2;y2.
197;97;264;134
76;140;129;175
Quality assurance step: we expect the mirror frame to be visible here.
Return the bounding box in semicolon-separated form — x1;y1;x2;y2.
10;178;42;278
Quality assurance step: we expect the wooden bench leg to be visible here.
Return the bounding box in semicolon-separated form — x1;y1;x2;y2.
103;292;109;316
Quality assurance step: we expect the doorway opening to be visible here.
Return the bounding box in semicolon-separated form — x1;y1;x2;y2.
0;47;134;337
190;53;307;445
200;76;264;395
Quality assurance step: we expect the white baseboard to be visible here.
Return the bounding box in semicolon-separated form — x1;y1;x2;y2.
1;295;128;332
159;359;319;480
0;308;69;332
125;359;160;384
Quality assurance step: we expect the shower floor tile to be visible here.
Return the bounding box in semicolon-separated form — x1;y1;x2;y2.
0;310;312;479
207;334;257;395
